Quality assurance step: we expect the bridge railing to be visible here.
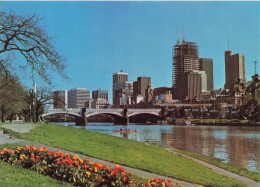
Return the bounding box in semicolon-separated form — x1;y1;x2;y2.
44;108;81;114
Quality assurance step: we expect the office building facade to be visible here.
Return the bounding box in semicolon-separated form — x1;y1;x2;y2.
113;82;133;106
133;77;151;98
53;90;68;109
113;71;133;106
224;51;245;90
92;89;108;101
68;88;90;108
199;58;214;91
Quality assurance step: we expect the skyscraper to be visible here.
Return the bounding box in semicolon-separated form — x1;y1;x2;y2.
133;77;151;98
112;71;133;106
172;40;199;99
199;58;214;91
224;51;245;90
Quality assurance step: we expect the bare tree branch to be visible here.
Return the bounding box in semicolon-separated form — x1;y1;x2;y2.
0;11;67;85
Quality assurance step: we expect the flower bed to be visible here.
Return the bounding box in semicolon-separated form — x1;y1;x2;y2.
0;145;183;187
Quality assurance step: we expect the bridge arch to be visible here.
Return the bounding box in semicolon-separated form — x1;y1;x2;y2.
128;112;160;117
42;112;81;118
86;112;123;118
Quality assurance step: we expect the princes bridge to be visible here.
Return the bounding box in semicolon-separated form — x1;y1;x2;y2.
42;108;164;125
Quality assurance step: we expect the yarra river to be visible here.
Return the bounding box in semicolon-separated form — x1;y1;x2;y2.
56;122;260;173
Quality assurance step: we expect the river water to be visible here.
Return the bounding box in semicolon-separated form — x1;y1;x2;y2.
55;122;260;173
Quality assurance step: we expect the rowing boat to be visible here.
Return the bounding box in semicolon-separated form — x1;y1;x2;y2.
113;130;136;133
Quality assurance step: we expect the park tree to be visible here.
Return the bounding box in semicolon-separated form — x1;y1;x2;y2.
0;11;67;86
0;75;26;122
0;11;68;122
238;74;260;122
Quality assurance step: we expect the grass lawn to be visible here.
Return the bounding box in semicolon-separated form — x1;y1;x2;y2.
175;149;260;182
8;123;247;187
0;160;71;187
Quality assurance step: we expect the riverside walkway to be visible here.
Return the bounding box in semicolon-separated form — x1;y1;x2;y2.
0;123;259;187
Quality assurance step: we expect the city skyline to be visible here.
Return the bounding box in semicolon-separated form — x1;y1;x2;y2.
1;1;259;103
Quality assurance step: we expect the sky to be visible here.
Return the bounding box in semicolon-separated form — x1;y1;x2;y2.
1;1;260;103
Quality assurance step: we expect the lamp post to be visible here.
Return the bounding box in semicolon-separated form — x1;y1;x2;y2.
33;82;37;122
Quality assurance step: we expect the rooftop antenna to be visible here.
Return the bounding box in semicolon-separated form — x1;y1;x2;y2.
175;21;180;44
254;56;258;75
182;26;186;42
228;34;230;50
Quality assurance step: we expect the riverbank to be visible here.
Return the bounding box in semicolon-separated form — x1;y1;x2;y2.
0;122;253;186
173;118;260;126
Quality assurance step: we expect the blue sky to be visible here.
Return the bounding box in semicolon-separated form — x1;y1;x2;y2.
1;1;259;103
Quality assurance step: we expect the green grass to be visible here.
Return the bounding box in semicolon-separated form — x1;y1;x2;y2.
175;149;260;182
0;144;70;187
10;123;247;187
0;160;71;187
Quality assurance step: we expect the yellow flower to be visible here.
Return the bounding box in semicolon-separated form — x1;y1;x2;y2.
116;164;120;168
94;167;97;172
86;171;91;177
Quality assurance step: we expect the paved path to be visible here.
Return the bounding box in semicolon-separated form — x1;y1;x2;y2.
0;123;41;133
17;140;201;187
166;148;260;187
1;123;260;187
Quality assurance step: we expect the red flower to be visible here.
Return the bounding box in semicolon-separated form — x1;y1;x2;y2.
31;158;36;162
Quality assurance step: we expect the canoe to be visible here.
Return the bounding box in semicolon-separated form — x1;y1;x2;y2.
113;130;136;133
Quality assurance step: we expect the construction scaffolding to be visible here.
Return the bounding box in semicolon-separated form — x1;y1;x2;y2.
172;40;199;99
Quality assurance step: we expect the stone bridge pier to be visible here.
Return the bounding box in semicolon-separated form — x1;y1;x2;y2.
114;108;129;125
76;108;87;126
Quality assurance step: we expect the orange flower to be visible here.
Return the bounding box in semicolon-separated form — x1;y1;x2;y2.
94;167;97;173
86;171;91;177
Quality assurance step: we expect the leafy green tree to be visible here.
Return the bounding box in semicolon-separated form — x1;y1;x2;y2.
0;75;26;122
238;74;260;122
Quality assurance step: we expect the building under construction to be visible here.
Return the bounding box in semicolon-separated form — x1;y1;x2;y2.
172;40;200;100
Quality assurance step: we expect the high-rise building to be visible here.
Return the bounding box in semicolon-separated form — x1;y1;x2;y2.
224;51;245;90
112;71;134;106
187;70;207;99
172;40;199;99
113;82;133;106
53;90;68;109
176;70;207;100
68;88;90;108
92;89;108;101
133;77;151;98
113;71;128;84
199;58;214;91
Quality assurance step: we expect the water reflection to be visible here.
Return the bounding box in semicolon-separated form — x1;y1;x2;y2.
56;122;260;173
